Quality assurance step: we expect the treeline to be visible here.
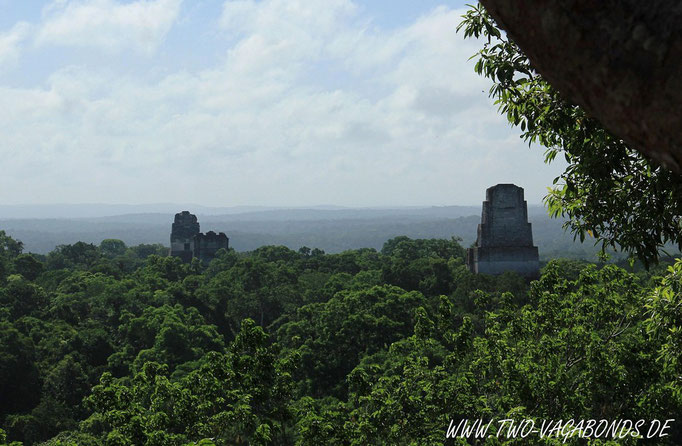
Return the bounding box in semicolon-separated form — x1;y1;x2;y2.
1;211;618;261
0;231;680;445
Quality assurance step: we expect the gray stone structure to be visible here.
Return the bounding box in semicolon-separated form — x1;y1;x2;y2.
466;184;539;278
170;211;200;263
170;211;229;263
193;231;229;263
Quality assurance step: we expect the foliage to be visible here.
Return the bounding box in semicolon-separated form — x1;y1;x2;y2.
646;259;682;402
277;285;427;399
458;3;682;267
98;239;127;259
0;231;23;283
81;320;295;445
297;262;680;445
0;231;679;444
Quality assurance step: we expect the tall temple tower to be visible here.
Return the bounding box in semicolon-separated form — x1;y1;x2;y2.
170;211;229;263
466;184;540;278
170;211;200;263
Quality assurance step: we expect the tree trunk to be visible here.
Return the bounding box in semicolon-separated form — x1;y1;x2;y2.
479;0;682;172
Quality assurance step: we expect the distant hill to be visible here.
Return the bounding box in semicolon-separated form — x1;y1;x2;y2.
0;205;612;261
0;203;289;219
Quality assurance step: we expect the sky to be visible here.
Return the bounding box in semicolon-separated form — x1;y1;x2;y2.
0;0;566;207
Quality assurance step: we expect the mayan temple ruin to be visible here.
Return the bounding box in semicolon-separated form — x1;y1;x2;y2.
466;184;540;278
170;211;229;263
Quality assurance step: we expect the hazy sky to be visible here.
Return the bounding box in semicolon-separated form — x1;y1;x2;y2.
0;0;566;207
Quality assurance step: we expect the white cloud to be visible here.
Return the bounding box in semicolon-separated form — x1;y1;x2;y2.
221;0;357;37
0;1;565;206
0;22;31;67
35;0;182;53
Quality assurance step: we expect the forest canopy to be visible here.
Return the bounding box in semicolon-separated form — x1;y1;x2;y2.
0;232;679;445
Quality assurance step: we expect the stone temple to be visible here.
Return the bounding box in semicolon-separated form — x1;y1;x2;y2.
466;184;540;278
170;211;229;263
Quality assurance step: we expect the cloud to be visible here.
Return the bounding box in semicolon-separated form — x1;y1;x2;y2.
35;0;182;53
0;1;565;206
220;0;358;37
0;22;31;67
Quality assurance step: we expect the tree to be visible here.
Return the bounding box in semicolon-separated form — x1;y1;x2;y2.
80;320;296;445
458;4;682;267
380;237;465;295
0;231;23;258
277;285;427;399
99;239;126;259
0;232;23;282
0;275;48;319
127;243;168;259
646;259;682;403
13;254;44;281
46;242;101;270
476;0;682;172
0;322;41;420
118;304;225;375
298;262;682;445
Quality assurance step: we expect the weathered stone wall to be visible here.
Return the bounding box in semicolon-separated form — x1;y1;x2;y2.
193;230;229;263
170;211;200;262
467;184;540;278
